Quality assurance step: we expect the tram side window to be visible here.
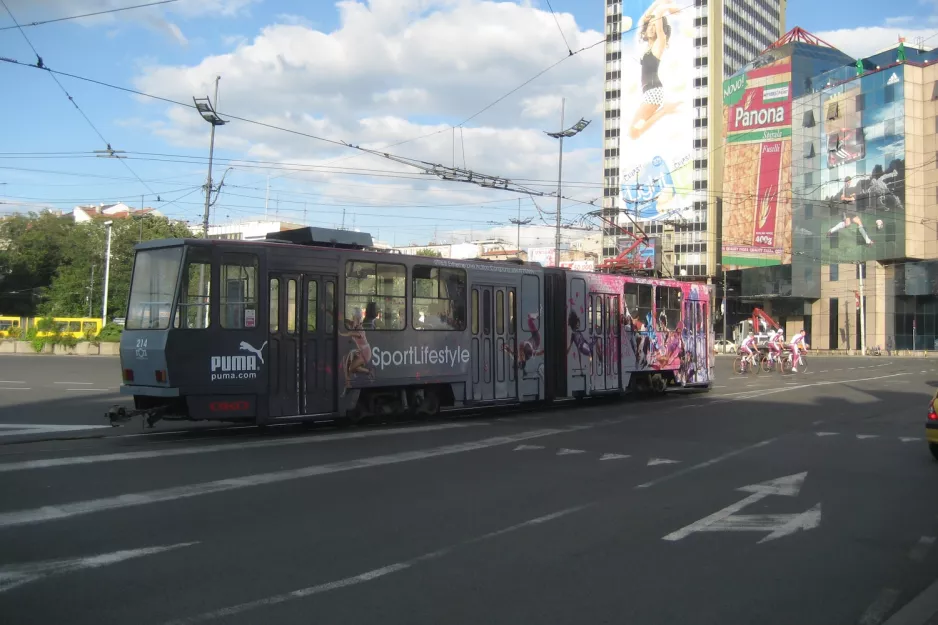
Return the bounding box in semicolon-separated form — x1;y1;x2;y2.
174;249;212;329
624;283;652;327
345;261;406;330
655;286;682;331
412;266;467;331
269;279;279;332
220;255;258;329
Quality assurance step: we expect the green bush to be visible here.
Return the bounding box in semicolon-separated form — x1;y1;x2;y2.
5;326;23;340
97;323;123;343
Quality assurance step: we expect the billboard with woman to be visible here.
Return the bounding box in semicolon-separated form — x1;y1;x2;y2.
618;0;695;222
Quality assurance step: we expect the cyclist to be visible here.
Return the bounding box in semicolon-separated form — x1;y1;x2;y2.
767;328;784;365
789;329;808;372
740;331;757;368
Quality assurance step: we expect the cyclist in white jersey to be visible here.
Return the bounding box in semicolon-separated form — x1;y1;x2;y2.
740;332;757;367
789;330;808;372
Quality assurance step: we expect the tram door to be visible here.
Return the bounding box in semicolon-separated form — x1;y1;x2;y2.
470;285;516;401
268;273;337;417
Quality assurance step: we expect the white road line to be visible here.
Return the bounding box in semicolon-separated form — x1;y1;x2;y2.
899;437;922;443
556;448;586;455
705;373;909;403
820;370;829;373
0;426;594;530
54;382;93;385
513;444;544;451
0;381;25;384
600;453;630;461
815;432;839;437
909;536;936;562
858;588;901;625
0;542;197;594
0;388;31;391
66;388;110;392
0;421;490;473
162;505;588;625
857;434;879;440
636;438;776;489
0;424;111;438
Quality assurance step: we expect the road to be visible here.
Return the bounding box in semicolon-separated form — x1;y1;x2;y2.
1;356;938;624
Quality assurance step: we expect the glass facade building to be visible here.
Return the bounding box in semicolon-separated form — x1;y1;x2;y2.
723;37;938;350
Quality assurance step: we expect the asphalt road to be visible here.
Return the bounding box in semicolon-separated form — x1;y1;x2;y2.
2;356;938;624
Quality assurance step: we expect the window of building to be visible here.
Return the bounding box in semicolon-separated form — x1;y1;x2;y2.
855;93;865;112
693;180;708;190
694;77;708;87
829;264;839;281
605;89;621;100
804;141;816;158
412;266;467;331
826;100;840;121
345;261;406;330
174;248;212;330
884;118;896;136
693;16;708;26
694;138;708;148
802;110;816;128
932;81;938;100
220;254;258;329
884;84;895;104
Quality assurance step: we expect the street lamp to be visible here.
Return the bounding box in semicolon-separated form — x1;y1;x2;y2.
102;220;113;323
194;76;226;238
544;98;590;267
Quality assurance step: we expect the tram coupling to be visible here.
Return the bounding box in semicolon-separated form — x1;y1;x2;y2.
105;404;167;428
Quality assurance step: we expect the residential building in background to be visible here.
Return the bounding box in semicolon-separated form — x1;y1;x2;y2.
602;0;785;279
206;219;309;241
73;202;164;222
722;33;938;349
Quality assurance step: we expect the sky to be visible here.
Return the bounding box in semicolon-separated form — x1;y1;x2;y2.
0;0;935;248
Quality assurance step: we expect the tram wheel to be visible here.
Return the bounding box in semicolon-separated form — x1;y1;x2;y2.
414;389;441;418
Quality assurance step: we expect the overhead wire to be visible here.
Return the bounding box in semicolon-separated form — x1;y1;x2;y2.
0;0;158;197
0;0;180;31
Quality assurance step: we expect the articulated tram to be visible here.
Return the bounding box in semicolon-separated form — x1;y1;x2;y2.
109;227;713;427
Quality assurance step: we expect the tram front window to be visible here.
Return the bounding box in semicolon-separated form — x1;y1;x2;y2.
126;247;184;330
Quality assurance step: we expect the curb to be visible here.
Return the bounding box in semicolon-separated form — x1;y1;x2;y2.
882;579;938;625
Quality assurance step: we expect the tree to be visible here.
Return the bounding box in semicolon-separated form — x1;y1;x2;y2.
43;216;192;319
415;248;442;257
0;212;73;315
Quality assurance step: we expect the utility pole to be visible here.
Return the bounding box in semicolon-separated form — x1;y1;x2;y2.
88;263;95;318
554;97;565;268
858;261;867;355
198;76;223;238
517;198;522;254
264;175;270;219
303;202;307;225
102;221;113;323
722;271;728;343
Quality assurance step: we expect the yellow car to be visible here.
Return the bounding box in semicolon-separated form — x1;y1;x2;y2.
928;390;938;461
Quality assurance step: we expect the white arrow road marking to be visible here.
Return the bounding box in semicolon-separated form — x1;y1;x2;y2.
0;542;197;593
663;472;821;543
647;458;680;466
599;453;631;461
556;448;586;455
815;432;839;437
899;437;922;443
513;444;544;451
856;434;879;440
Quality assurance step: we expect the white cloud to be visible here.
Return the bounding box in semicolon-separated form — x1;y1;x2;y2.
816;25;937;58
128;0;605;242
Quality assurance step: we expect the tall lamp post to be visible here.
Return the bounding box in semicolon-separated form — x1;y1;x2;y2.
101;220;113;323
194;76;226;238
544;99;590;267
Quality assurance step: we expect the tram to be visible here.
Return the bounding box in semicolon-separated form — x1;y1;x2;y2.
109;227;712;427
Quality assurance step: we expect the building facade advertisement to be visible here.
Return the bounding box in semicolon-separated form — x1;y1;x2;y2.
796;68;907;265
721;59;794;268
618;0;695;222
526;247;556;267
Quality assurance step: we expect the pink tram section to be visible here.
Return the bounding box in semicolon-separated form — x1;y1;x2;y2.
561;272;712;396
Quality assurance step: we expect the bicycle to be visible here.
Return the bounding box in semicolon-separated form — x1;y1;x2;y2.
733;350;760;375
761;348;783;373
780;348;809;374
